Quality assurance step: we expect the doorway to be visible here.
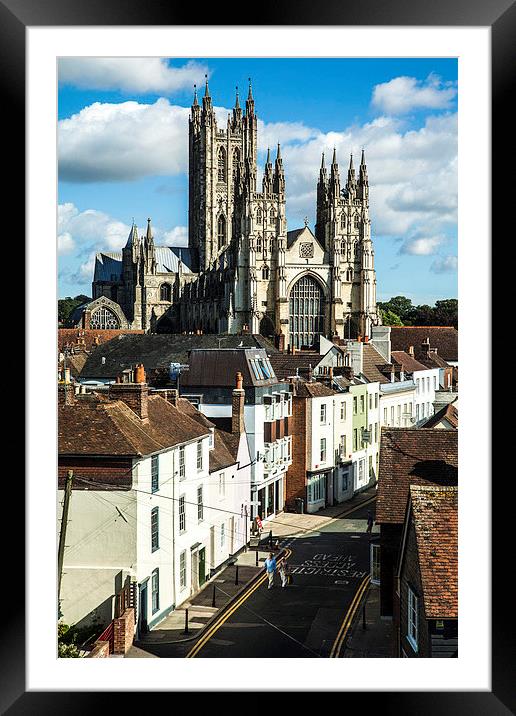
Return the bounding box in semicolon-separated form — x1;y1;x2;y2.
138;582;148;636
198;547;206;586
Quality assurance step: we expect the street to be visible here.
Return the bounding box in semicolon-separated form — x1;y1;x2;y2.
137;499;376;658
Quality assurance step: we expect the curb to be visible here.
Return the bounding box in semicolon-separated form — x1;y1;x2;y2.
135;547;287;646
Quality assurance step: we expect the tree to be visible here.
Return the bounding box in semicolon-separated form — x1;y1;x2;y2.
379;308;403;326
58;294;91;325
434;299;458;328
384;296;414;323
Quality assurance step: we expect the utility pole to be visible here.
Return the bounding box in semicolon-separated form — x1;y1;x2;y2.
58;470;74;613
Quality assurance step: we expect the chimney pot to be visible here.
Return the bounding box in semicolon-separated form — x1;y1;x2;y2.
235;371;243;390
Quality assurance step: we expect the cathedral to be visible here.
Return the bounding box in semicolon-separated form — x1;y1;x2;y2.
81;80;380;348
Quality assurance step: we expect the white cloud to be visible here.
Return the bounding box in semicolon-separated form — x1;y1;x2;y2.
399;235;445;256
431;255;458;273
59;58;209;94
59;99;191;182
371;74;457;115
57;232;75;254
58;202;186;285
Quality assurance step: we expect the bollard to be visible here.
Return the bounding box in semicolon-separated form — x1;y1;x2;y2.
211;584;216;608
235;564;239;586
269;530;273;548
255;549;259;567
184;608;189;634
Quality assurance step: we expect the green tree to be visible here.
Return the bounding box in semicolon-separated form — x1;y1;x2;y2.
434;299;458;328
379;308;403;326
58;294;90;325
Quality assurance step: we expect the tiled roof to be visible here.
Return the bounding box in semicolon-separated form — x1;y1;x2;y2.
268;352;320;379
421;403;458;429
293;381;336;398
415;351;451;370
59;391;210;457
376;428;458;524
409;485;458;618
93;247;196;282
362;343;392;384
390;327;458;362
390;351;428;373
80;334;278;380
181;348;278;388
58;329;145;354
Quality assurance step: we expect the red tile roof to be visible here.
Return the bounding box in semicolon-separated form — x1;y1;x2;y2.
58;328;144;353
421;403;458;429
389;326;458;362
59;391;210;457
409;485;458;618
376;428;458;524
390;351;428;373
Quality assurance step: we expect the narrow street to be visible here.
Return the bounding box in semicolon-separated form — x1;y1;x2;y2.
138;499;376;658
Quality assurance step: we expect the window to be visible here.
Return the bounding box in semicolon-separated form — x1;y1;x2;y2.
320;404;327;424
369;394;373;410
256;234;263;252
340;214;346;230
179;495;186;533
397;405;401;425
232;148;240;180
375;423;378;442
390;406;395;424
197;485;203;522
219;472;226;498
256;208;262;224
160;283;172;302
179;446;185;479
375;393;378;408
353;428;358;451
407;586;419;651
320;438;326;463
220;523;225;548
289;275;325;350
339;435;346;457
90;306;120;330
340;402;346;421
151;569;159;614
197;441;203;472
369;455;373;476
416;379;420;394
217;147;226;181
179;550;187;589
360;395;365;413
353;397;357;415
383;407;388;424
426;377;430;392
151;455;159;493
416;404;420;420
341;469;349;492
433;376;437;390
307;473;326;503
151;507;159;552
358;459;365;484
262;265;270;280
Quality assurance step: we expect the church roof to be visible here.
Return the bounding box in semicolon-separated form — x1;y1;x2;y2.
93;246;196;283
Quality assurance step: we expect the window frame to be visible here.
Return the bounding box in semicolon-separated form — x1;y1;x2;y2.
196;440;203;472
197;485;203;523
151;568;160;614
407;585;419;652
179;550;187;590
151;506;159;552
179;495;186;534
151;455;159;493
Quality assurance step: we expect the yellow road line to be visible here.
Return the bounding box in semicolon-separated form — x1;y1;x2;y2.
330;575;370;658
187;548;292;658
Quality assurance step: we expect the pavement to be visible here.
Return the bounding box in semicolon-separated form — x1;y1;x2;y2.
128;486;379;659
341;583;395;658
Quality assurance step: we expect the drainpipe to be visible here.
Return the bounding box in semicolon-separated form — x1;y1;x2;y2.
171;448;177;611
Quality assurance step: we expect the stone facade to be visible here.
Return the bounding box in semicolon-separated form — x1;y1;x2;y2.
87;80;381;346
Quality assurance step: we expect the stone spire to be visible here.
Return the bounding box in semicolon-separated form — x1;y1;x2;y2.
347;153;356;187
125;221;139;249
329;147;341;197
202;74;212;113
357;149;369;202
273;143;285;195
232;84;242;126
246;77;255;115
263;147;274;194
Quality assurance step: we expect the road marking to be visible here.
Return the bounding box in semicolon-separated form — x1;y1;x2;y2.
186;548;292;658
329;575;370;658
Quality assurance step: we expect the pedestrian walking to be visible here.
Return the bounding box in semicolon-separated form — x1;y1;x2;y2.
264;552;277;589
366;509;374;534
279;557;291;588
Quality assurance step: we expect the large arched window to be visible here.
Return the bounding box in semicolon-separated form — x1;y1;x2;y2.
160;283;172;302
217;214;226;251
218;147;226;182
340;213;346;230
90;306;120;330
289;275;325;350
256;234;263;253
262;265;270;280
256;208;262;224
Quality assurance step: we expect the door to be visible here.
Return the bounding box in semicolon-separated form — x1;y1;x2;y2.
139;583;148;635
198;547;206;586
191;550;199;592
210;526;215;573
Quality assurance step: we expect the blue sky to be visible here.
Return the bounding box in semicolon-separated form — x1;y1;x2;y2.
58;57;458;304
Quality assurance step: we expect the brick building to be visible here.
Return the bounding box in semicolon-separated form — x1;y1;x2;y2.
396;485;458;657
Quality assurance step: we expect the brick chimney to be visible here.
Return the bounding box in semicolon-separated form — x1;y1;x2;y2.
231;371;245;435
109;364;149;421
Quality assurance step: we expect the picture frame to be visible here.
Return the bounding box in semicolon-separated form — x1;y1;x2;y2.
4;0;507;709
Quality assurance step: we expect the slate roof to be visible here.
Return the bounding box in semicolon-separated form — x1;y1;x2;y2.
376;428;458;525
390;351;428;373
93;246;196;282
420;402;458;429
80;334;278;380
58;391;210;457
181;348;278;388
286;226;324;251
390;327;458;362
361;343;392;384
409;485;458;619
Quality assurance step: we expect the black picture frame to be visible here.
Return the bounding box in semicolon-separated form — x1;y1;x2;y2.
4;0;507;711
